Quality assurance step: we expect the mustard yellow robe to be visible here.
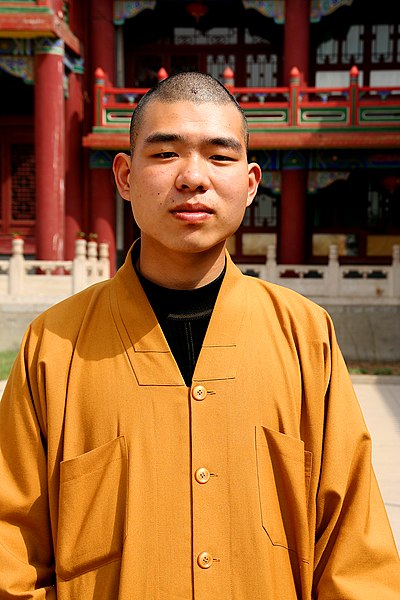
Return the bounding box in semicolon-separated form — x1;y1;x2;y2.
0;249;399;599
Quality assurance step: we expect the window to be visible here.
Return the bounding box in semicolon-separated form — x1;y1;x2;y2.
372;24;394;64
233;186;278;260
0;129;35;254
243;191;277;227
309;170;400;259
174;27;238;45
316;25;363;65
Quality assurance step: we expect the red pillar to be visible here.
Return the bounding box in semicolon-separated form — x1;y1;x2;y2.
283;0;310;85
279;170;307;264
65;69;84;259
90;0;115;85
280;0;310;264
90;167;116;266
34;38;65;260
89;0;116;272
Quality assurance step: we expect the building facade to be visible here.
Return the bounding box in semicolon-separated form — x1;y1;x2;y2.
0;0;399;273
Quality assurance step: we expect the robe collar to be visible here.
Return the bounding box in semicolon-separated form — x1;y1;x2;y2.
110;242;250;386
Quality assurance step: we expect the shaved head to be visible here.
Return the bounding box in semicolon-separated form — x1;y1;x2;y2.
129;71;248;153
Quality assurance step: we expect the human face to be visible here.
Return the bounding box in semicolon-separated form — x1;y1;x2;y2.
114;100;261;267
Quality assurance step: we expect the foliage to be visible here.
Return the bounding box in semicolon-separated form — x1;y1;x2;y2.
0;351;18;381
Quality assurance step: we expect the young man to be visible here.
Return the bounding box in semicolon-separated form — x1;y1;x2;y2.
0;72;399;599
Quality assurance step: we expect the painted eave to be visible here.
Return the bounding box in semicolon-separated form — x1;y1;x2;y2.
0;9;82;55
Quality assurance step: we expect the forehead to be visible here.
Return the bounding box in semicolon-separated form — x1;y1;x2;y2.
136;99;246;147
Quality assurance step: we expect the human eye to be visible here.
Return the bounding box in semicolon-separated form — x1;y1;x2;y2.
210;154;236;162
153;151;177;159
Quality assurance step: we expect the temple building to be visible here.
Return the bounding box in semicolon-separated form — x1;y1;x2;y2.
0;0;399;273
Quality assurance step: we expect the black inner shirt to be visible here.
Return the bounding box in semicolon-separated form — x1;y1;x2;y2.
134;257;225;386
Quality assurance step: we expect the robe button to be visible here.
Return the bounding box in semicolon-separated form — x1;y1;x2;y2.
197;551;213;569
192;385;207;401
195;467;210;484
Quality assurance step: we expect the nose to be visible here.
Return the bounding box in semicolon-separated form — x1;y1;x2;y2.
175;156;209;191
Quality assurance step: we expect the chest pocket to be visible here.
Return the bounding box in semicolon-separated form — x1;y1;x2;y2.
256;426;312;562
56;436;128;580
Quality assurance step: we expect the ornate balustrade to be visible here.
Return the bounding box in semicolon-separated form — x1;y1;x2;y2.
239;244;400;303
83;66;400;150
1;239;399;304
0;238;110;299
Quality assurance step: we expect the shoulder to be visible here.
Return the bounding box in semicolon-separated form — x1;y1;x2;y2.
243;273;325;312
240;273;333;338
29;278;112;344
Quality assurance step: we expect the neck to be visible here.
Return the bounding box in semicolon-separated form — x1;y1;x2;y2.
137;240;226;289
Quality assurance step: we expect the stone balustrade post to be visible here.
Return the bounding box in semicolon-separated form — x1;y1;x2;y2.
87;239;98;262
391;244;400;297
72;238;87;293
8;238;25;296
266;244;277;283
327;244;340;296
87;239;98;284
98;242;110;280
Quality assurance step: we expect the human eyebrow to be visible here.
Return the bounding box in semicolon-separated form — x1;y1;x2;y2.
143;132;185;146
143;133;243;153
205;137;243;153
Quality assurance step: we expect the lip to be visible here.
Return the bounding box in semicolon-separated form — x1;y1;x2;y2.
170;202;214;222
171;202;214;214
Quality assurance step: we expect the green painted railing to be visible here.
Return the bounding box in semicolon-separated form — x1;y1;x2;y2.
92;66;400;134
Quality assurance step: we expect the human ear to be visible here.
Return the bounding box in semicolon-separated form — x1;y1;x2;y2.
113;153;131;201
246;162;262;207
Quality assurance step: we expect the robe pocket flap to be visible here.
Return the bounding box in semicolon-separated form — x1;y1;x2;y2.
57;436;128;580
256;426;312;561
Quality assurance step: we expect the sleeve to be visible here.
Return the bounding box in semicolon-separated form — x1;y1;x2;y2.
0;327;56;598
312;317;400;599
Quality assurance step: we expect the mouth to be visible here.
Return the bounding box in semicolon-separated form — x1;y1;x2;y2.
170;202;214;222
171;202;214;214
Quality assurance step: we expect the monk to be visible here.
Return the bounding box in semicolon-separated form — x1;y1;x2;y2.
1;72;399;599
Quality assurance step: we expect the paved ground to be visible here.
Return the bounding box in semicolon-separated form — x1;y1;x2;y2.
352;375;400;552
0;376;399;552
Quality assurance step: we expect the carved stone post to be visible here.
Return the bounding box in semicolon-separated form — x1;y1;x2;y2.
8;238;25;296
327;244;340;297
72;238;87;294
391;244;400;297
98;242;110;280
266;244;277;283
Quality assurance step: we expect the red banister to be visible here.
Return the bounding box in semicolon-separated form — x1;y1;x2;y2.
92;66;400;129
94;68;105;127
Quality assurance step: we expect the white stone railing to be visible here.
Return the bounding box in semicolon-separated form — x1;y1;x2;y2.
0;238;110;300
238;244;400;304
1;240;399;304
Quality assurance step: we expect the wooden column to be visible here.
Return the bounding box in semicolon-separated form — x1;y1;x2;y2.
283;0;310;85
279;169;307;264
89;0;116;272
34;38;65;260
89;165;116;272
90;0;115;85
65;67;84;259
280;0;310;264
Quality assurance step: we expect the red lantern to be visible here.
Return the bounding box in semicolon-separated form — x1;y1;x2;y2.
186;2;208;22
381;175;400;195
